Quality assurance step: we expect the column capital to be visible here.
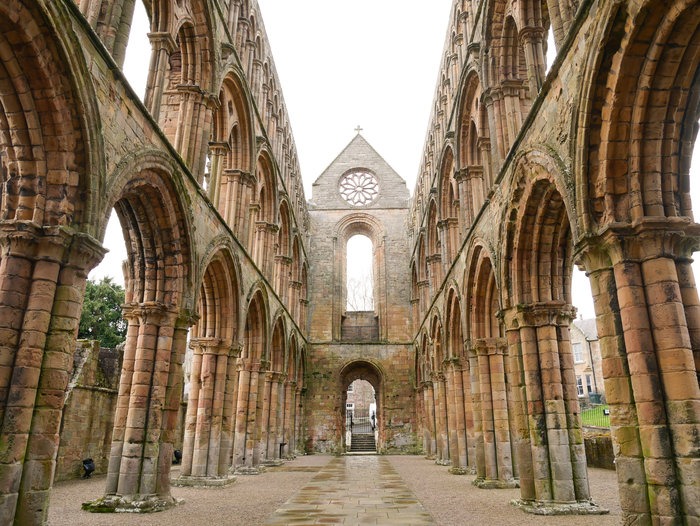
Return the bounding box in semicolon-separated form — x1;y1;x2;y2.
575;218;700;270
502;301;576;329
473;337;508;356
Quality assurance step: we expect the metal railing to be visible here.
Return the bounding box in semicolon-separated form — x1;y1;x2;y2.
580;401;610;429
346;415;375;434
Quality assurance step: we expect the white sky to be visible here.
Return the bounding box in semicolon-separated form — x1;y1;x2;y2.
90;0;700;322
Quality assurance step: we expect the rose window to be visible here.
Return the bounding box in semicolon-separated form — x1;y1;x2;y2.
339;171;379;206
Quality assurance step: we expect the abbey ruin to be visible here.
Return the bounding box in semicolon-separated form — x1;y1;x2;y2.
0;0;698;524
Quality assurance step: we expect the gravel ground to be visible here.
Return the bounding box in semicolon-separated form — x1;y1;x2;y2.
387;456;621;525
47;455;622;525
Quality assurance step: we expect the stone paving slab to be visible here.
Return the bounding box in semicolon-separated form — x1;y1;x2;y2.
264;456;435;525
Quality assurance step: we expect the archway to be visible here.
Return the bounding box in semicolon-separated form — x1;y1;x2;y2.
339;361;383;453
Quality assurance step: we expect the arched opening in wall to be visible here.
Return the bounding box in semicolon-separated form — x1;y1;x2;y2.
340;361;382;453
346;234;374;312
345;379;376;434
122;0;150;100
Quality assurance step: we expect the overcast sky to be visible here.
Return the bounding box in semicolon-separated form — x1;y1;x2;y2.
92;1;700;321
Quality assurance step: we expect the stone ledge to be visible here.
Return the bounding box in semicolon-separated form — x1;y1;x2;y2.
172;474;237;487
473;477;519;488
511;499;609;515
82;494;181;513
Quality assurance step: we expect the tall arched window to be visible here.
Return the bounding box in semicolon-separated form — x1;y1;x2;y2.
346;234;373;311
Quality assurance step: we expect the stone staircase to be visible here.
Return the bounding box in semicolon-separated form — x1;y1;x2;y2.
349;433;376;453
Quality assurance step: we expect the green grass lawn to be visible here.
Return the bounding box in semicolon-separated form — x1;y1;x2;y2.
581;405;610;428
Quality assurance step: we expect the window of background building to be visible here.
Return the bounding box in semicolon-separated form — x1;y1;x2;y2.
573;342;584;363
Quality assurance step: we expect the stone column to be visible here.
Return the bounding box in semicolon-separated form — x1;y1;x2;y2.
232;360;249;469
144;32;177;122
579;225;700;523
87;303;193;513
448;359;468;473
0;226;104;525
519;27;547;97
435;372;450;464
176;339;236;486
173;86;216;182
281;379;295;458
501;80;525;149
265;373;283;463
503;303;603;515
207;142;229;207
274;255;292;304
423;382;437;458
472;338;516;488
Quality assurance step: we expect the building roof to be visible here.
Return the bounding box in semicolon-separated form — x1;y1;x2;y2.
573;318;598;340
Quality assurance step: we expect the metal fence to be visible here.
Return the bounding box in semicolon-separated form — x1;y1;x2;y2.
580;402;610;429
345;415;375;434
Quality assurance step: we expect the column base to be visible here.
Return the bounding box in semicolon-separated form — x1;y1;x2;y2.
262;459;284;467
172;474;237;487
82;494;181;513
448;466;469;475
435;459;451;466
424;454;436;460
233;465;265;475
473;477;519;489
511;499;609;515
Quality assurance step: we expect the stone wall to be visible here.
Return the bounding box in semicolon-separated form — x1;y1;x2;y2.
55;341;122;482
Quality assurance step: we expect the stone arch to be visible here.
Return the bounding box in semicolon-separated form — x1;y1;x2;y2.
581;1;700;228
179;246;240;483
0;0;96;228
443;285;472;470
262;314;287;461
438;146;460;265
426;199;442;295
209;70;255;236
105;154;193;309
274;199;293;302
232;286;269;470
573;3;700;520
339;360;384;449
0;4;108;520
500;151;591;510
95;151;194;511
502;150;574;307
464;242;501;340
457;70;491;225
463;241;515;487
428;312;450;463
252;149;278;275
332;213;389;341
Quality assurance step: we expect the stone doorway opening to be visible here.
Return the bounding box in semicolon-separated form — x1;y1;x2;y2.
340;361;383;453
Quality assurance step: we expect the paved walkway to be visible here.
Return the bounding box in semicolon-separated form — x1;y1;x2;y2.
264;456;434;525
48;455;621;525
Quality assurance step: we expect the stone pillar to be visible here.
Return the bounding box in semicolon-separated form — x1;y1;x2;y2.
472;338;516;488
423;382;437;458
144;32;177;122
434;372;450;464
501;80;525;150
448;359;468;473
207;142;229;207
87;304;193;513
264;373;283;463
282;380;296;458
481;86;507;164
0;225;104;525
504;303;604;515
274;255;292;304
220;169;255;243
232;361;249;469
293;387;304;456
172;87;216;182
176;339;236;486
579;225;700;523
519;27;547;97
427;254;443;297
254;222;278;278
